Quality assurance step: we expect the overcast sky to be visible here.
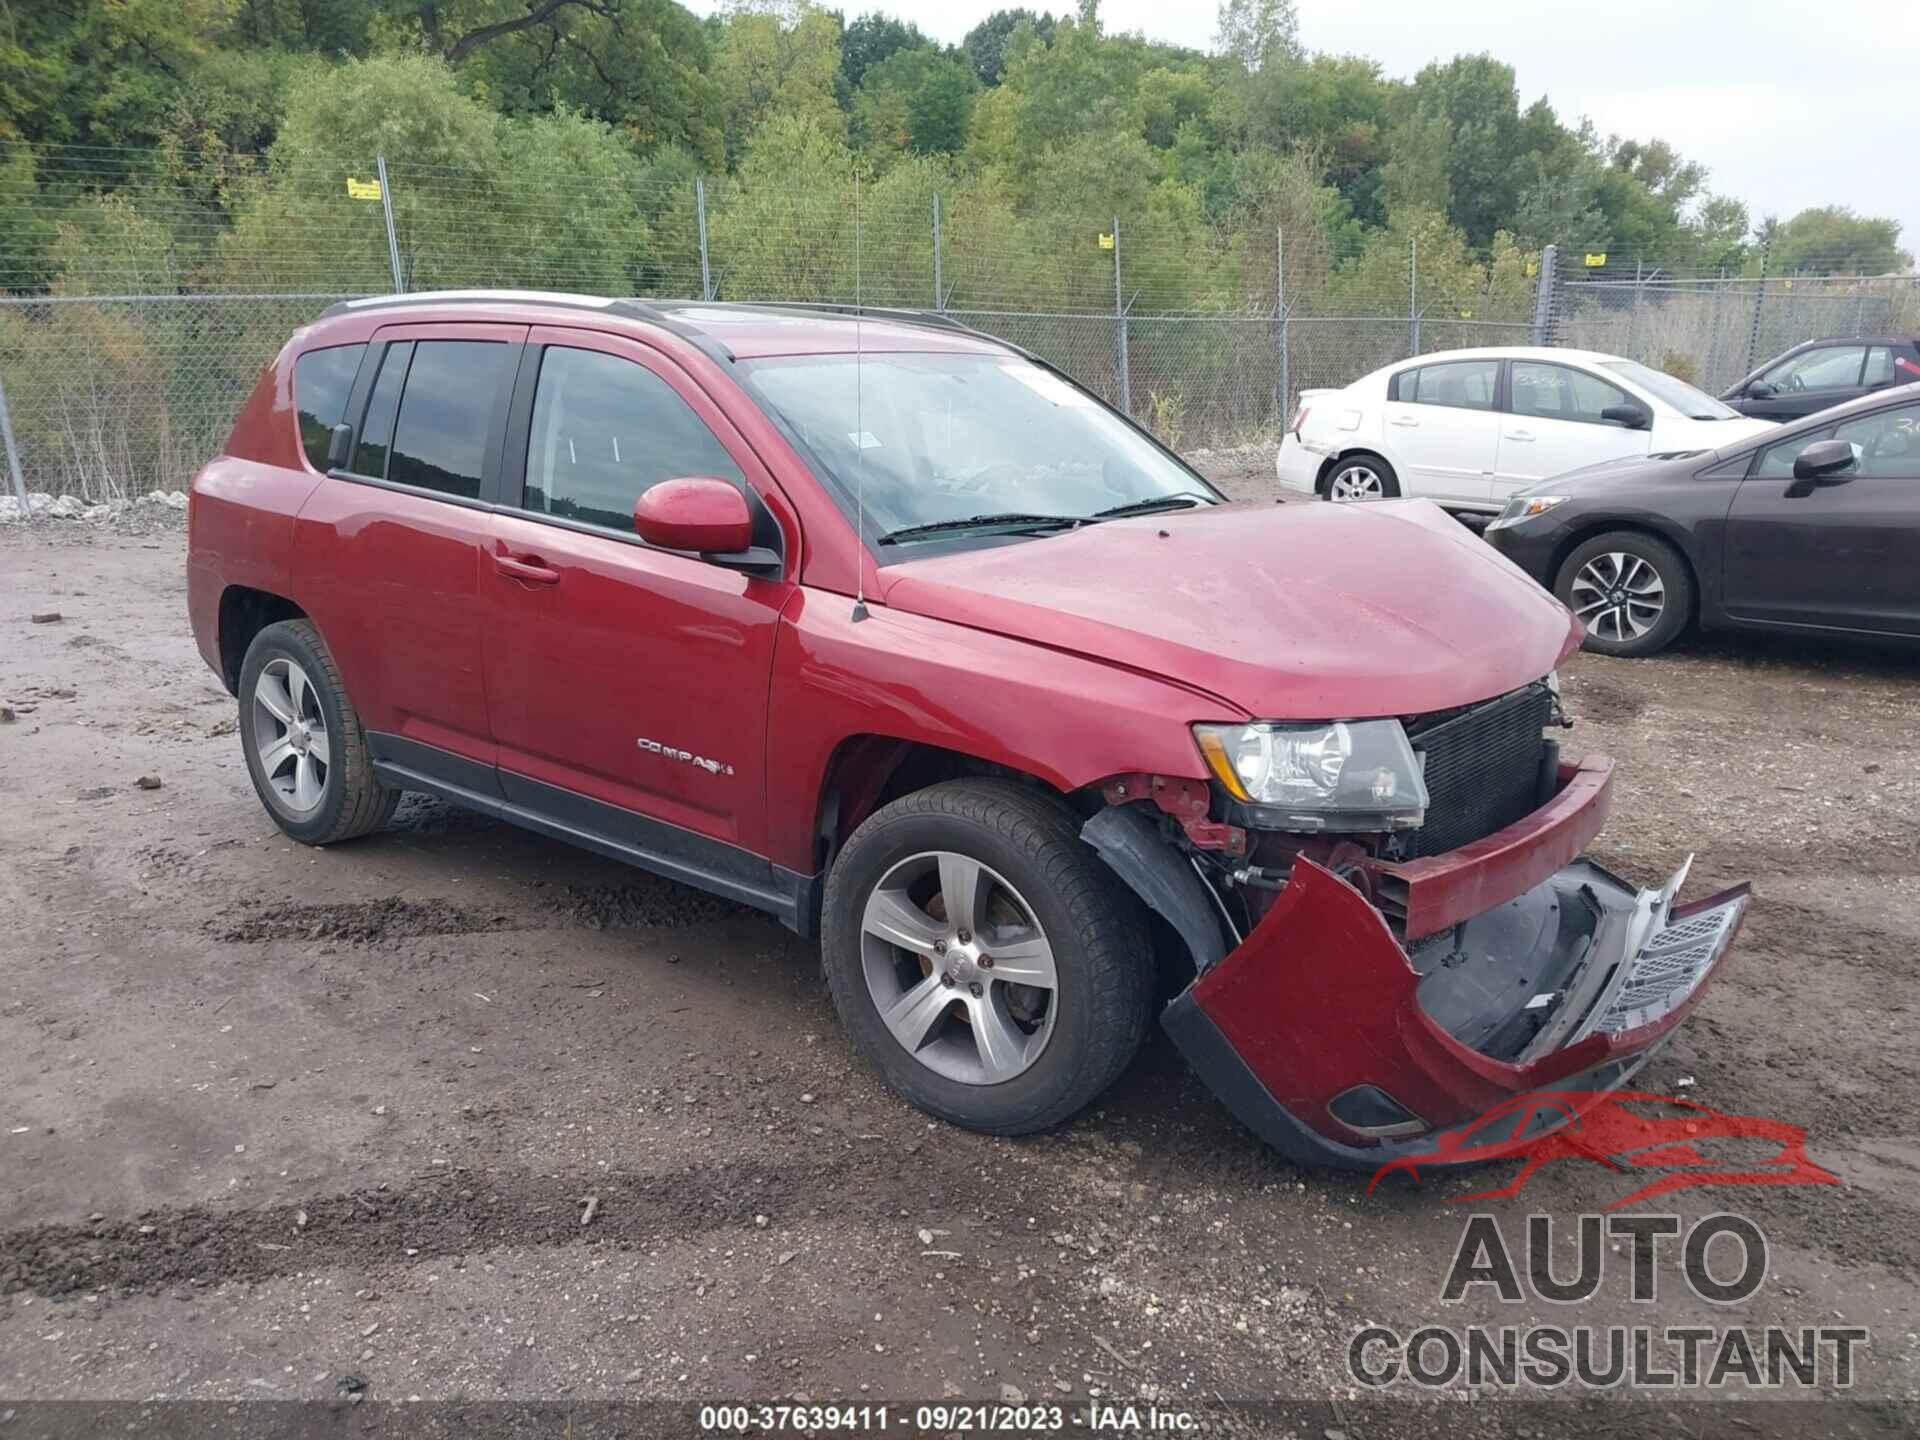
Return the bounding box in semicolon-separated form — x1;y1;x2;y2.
685;0;1919;248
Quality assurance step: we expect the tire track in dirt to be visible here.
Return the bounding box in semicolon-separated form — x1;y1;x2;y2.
2;1157;856;1298
210;886;751;947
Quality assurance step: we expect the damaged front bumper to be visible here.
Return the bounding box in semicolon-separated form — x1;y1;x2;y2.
1153;765;1750;1172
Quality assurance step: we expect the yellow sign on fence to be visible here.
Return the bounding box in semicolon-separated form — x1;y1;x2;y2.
346;178;383;202
1583;252;1608;267
1098;232;1115;250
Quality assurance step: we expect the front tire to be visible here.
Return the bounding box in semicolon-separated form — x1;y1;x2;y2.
238;619;399;844
1322;452;1399;502
820;780;1155;1135
1554;530;1695;658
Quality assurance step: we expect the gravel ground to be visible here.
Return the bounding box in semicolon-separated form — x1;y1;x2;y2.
2;473;1917;1435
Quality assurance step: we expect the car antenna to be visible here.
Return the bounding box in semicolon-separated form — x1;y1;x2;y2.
850;170;870;624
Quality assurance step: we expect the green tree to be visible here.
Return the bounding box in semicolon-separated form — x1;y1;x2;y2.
1240;53;1392;227
712;0;844;159
960;8;1054;87
707;112;853;300
1762;206;1909;274
1687;194;1750;270
1381;111;1450;219
1132;67;1212;151
839;11;930;91
906;55;976;156
995;11;1188;165
1329;206;1504;319
852;47;976;159
1607;136;1704;212
218;53;506;291
369;0;636;66
495;109;654;292
1213;0;1298;74
463;0;725;166
1401;54;1522;249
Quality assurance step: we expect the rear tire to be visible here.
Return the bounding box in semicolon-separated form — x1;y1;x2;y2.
238;620;400;844
1554;530;1695;658
1321;452;1399;502
820;779;1155;1135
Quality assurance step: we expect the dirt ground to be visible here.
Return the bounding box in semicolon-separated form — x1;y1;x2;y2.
2;467;1918;1434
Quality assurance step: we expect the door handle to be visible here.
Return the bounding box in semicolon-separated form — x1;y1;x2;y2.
1390;415;1419;427
1505;429;1535;442
495;552;561;585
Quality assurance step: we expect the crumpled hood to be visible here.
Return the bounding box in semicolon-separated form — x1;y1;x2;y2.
876;500;1581;720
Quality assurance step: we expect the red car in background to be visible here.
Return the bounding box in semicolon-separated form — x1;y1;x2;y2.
186;291;1748;1167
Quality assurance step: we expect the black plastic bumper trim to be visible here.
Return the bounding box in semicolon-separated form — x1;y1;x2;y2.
368;730;822;937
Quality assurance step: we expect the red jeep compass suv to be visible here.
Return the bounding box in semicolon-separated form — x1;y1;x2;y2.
187;291;1748;1168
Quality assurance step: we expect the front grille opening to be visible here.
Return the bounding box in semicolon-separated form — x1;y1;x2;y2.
1394;683;1553;859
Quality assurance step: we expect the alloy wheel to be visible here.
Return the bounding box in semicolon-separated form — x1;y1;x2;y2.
251;656;331;814
859;851;1059;1086
1570;551;1666;644
1327;463;1385;501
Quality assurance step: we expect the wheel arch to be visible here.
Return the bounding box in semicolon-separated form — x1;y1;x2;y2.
217;585;308;694
808;734;1085;877
1314;446;1396;496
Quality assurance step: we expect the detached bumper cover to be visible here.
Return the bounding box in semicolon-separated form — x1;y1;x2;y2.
1164;852;1749;1172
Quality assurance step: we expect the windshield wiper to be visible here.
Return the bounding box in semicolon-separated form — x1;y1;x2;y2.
1091;491;1216;519
876;512;1088;546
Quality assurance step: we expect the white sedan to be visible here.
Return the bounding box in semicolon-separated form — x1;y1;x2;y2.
1276;346;1780;515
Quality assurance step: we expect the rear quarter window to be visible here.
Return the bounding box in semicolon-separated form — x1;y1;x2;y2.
293;344;366;472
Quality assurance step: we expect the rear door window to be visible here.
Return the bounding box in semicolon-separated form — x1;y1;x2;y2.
385;341;516;500
1399;360;1498;411
293;344;365;471
1864;346;1896;386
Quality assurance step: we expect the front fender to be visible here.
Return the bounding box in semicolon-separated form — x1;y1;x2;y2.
762;587;1243;873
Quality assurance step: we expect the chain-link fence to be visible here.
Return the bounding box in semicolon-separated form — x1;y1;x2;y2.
1545;253;1920;394
0;143;1556;504
5;141;1917;508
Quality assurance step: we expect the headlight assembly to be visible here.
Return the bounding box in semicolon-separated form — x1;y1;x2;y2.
1193;719;1429;832
1487;494;1568;530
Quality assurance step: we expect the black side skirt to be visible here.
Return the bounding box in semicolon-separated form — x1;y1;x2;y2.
367;732;822;937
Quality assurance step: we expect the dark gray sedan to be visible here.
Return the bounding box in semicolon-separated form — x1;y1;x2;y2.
1483;382;1920;656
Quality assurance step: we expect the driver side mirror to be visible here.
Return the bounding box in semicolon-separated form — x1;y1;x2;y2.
1791;438;1856;482
1746;381;1778;400
1600;403;1651;430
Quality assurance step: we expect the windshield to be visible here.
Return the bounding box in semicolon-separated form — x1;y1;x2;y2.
1600;359;1740;420
737;352;1215;550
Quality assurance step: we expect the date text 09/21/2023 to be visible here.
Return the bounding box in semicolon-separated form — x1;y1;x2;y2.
696;1402;1200;1432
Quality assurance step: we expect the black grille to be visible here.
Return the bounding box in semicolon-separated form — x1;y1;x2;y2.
1400;683;1552;858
